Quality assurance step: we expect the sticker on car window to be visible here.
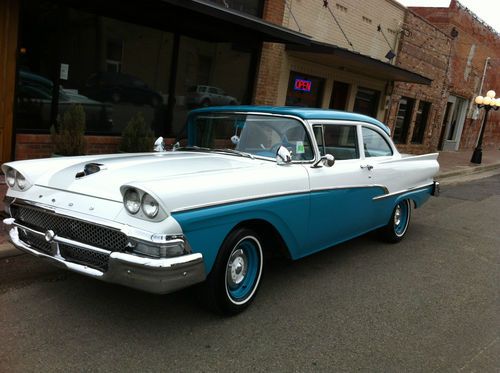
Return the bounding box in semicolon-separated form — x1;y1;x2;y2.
296;141;305;154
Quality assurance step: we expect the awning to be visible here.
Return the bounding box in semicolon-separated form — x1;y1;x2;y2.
62;0;312;45
287;40;432;85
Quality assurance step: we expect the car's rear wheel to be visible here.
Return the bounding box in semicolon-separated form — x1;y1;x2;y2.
381;199;411;243
206;228;263;315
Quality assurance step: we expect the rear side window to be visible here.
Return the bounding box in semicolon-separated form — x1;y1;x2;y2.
362;127;393;157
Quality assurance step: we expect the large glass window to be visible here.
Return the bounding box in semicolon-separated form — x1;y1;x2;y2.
16;3;173;135
285;71;325;108
173;36;253;134
393;97;414;144
15;1;255;138
411;101;431;144
353;87;380;117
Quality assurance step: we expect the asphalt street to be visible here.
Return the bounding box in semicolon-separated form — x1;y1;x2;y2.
0;175;499;372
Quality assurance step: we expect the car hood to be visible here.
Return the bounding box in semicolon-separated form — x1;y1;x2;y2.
4;152;309;212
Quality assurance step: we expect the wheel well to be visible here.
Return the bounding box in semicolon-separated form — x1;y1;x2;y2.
232;219;291;260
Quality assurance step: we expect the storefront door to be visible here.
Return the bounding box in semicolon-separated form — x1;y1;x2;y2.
442;95;468;151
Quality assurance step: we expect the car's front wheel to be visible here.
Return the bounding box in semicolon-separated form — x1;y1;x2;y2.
206;228;263;315
381;199;411;243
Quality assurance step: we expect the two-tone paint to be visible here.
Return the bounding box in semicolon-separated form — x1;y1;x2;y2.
2;106;439;295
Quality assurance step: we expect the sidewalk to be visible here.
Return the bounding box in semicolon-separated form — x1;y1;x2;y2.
1;149;499;258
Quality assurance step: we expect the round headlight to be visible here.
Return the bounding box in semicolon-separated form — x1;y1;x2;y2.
6;168;16;188
16;173;27;190
124;189;141;214
141;193;159;218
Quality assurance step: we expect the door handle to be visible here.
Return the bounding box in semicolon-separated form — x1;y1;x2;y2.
360;164;373;171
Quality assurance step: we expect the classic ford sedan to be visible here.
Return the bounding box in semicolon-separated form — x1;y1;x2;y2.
2;106;439;314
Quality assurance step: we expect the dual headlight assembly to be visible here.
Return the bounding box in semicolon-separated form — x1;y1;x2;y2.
123;188;161;219
5;167;31;191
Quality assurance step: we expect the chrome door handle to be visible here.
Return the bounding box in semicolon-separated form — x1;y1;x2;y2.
360;164;373;171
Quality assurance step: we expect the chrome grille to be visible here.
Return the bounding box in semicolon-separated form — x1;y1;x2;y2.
18;229;56;256
11;204;128;252
60;245;109;271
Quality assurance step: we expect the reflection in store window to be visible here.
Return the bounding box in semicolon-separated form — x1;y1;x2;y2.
16;1;255;138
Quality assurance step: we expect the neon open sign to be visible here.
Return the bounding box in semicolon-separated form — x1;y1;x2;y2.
294;78;312;92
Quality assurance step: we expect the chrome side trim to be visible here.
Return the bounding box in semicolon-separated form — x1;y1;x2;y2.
171;189;309;213
171;185;390;213
311;184;389;194
372;182;434;201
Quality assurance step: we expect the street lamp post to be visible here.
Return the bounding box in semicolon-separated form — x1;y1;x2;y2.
470;90;499;164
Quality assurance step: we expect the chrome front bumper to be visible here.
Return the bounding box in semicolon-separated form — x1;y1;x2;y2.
5;221;206;295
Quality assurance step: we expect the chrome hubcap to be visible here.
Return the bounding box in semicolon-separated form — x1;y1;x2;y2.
394;205;402;226
227;249;248;289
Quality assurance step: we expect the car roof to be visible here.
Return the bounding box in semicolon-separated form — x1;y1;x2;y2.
189;105;390;134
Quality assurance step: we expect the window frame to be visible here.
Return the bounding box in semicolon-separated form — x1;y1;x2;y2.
360;125;394;158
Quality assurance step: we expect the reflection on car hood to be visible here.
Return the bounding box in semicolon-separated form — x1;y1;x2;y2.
7;152;267;202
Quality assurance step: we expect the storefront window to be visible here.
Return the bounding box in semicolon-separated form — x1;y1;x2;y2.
285;72;325;108
15;1;256;138
411;101;431;144
173;36;254;135
353;87;380;117
16;2;173;135
393;97;414;144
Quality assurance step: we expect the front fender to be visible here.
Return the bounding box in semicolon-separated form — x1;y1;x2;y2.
171;193;310;273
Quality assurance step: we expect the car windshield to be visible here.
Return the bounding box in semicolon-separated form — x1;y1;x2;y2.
186;113;314;161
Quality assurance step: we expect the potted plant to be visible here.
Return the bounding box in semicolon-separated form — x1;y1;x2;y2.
119;112;155;152
50;104;86;156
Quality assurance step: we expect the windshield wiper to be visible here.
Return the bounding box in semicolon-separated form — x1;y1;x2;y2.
176;146;254;159
175;146;213;152
215;148;255;159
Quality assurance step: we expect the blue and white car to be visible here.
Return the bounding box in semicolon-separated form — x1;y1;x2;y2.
2;106;439;314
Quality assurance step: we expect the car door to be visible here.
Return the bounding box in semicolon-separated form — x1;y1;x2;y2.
306;121;382;254
357;123;399;227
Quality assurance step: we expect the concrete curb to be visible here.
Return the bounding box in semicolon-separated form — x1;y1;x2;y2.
437;161;500;180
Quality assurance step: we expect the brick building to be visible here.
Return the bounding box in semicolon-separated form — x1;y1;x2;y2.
386;11;452;154
1;0;497;163
411;0;500;151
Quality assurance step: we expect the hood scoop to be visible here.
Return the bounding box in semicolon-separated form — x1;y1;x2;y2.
75;163;105;179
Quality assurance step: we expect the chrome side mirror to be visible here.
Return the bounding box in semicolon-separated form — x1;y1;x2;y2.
276;145;292;165
312;154;335;168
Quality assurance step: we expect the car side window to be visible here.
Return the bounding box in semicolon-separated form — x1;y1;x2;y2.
322;124;359;160
362;127;393;157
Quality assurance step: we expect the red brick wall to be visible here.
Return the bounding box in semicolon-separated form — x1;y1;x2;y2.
411;0;500;150
253;0;286;105
387;10;451;154
15;134;122;160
